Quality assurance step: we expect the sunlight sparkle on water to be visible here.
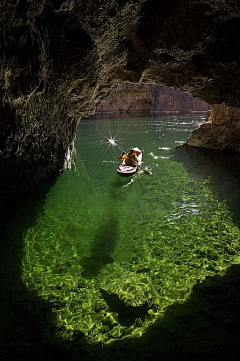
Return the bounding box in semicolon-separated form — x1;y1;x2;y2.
108;138;117;146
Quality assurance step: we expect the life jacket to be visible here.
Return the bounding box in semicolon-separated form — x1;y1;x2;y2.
120;153;137;165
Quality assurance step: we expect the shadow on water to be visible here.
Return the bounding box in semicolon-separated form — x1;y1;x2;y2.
0;179;68;361
0;158;59;234
80;212;118;279
174;146;240;228
100;289;150;327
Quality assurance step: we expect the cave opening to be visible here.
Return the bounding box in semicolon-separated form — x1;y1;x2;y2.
93;81;211;114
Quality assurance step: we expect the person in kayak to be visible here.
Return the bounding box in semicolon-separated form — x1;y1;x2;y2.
119;148;138;166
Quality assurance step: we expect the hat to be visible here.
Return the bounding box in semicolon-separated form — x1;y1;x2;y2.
131;147;141;155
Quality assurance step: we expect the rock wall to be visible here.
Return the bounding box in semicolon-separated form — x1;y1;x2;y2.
96;82;211;113
185;103;240;151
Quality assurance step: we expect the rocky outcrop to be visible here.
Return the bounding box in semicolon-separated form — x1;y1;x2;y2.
96;82;211;113
0;0;240;215
185;104;240;151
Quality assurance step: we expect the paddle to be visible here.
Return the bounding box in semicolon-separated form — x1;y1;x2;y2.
108;139;152;175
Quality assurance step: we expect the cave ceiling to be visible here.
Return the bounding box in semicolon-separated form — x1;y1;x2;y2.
1;0;239;114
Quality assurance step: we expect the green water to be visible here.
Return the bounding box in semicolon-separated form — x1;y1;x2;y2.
8;114;240;346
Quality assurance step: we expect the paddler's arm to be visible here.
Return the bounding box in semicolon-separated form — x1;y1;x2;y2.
119;153;129;159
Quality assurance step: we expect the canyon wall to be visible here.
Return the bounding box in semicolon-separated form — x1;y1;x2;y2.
185;103;240;151
96;82;211;113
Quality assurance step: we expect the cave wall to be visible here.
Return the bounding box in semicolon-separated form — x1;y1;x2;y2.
0;0;240;213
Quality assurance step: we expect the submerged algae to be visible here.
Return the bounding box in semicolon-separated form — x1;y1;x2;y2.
21;160;240;344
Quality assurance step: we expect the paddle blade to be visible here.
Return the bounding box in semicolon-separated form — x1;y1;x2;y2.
143;169;152;175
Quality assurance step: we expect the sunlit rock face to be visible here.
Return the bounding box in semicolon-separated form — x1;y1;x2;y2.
0;0;239;208
96;82;211;113
185;104;240;151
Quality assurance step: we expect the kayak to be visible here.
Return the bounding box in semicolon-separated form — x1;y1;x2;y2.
117;147;142;177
